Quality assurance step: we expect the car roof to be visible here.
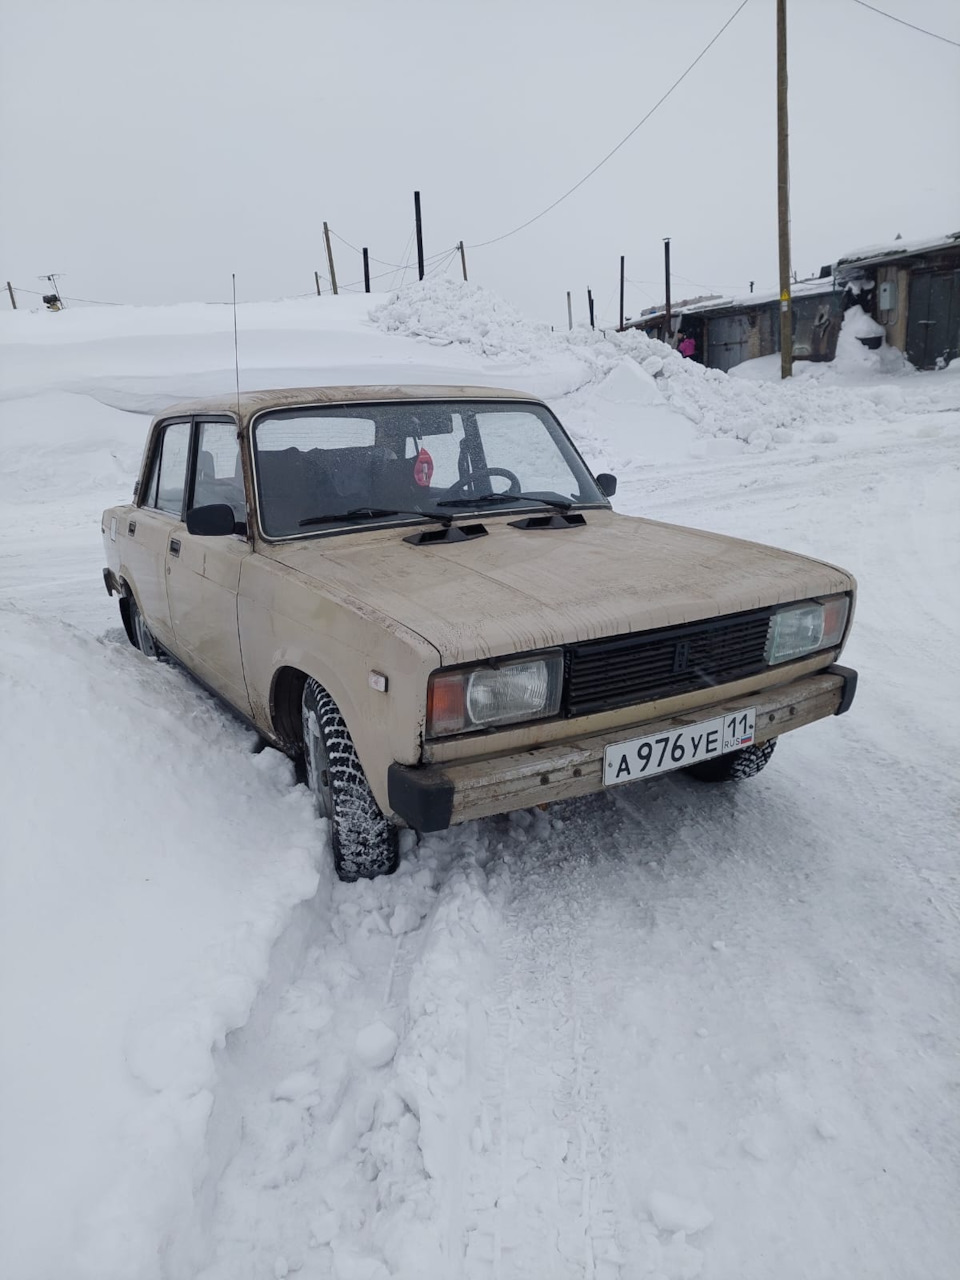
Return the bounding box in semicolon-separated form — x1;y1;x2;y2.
156;384;544;427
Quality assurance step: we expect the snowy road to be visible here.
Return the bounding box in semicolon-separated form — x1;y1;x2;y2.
1;288;958;1279
194;429;959;1280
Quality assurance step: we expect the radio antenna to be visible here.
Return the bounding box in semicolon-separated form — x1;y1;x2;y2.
232;273;241;419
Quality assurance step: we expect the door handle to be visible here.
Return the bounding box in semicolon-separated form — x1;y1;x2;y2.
128;520;137;537
169;538;181;557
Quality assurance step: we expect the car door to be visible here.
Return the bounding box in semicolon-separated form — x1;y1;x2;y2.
164;417;253;716
123;418;191;652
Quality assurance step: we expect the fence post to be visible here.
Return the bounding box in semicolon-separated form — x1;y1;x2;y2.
459;241;468;281
587;288;595;330
566;291;573;331
6;281;16;310
363;248;371;293
619;256;625;331
314;271;321;296
414;191;425;281
323;222;339;295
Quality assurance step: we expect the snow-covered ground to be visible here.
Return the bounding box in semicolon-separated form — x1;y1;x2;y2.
1;283;958;1280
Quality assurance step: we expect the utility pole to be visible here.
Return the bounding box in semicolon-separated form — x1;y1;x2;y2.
362;248;371;293
6;281;16;310
663;239;672;342
587;288;595;330
414;191;425;281
777;0;793;378
566;290;573;331
619;255;625;332
459;240;468;282
322;222;339;295
314;271;322;297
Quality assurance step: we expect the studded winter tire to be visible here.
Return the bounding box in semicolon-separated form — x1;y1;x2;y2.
686;737;777;783
301;678;400;882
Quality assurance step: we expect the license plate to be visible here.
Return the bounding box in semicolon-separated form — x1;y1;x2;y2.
603;708;757;787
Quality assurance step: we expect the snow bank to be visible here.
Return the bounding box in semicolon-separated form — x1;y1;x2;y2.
374;278;947;450
0;608;321;1279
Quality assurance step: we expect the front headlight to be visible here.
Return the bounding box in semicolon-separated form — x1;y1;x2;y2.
427;651;564;738
765;594;849;665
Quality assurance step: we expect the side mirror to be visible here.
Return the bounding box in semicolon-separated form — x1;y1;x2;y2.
596;473;618;498
186;503;237;536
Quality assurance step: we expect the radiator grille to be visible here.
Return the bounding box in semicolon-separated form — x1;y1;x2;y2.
564;608;773;717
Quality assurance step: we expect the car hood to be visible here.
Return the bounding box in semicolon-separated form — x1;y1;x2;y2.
261;509;854;665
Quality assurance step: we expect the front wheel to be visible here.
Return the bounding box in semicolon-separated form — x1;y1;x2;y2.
686;738;777;783
301;679;400;882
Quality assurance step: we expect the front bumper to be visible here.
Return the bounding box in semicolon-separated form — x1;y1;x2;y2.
388;664;857;832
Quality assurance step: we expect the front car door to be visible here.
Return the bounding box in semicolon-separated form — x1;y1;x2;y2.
164;417;253;716
123;418;191;652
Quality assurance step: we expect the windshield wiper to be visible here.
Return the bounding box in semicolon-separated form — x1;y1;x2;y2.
437;492;574;512
299;507;451;527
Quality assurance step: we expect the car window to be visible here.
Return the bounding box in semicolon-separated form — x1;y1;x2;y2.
253;401;605;537
152;421;191;517
192;420;245;522
476;412;580;497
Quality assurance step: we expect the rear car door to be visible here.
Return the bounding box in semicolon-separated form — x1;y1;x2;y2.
123;419;191;652
164;417;253;716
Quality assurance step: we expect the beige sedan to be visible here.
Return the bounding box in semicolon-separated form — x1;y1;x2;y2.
102;386;858;880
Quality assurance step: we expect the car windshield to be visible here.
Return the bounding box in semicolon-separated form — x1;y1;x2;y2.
252;399;607;538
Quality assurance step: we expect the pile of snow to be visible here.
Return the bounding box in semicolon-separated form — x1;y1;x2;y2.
374;278;943;450
2;279;959;1280
0;609;321;1279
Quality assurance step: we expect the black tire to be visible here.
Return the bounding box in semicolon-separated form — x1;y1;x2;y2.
302;678;400;882
128;594;160;659
686;737;777;783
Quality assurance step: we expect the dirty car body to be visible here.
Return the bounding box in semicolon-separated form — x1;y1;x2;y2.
102;385;857;874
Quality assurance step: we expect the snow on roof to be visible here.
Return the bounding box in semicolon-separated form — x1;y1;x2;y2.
628;275;837;326
836;231;960;269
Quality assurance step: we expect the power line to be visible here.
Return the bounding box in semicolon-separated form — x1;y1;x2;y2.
466;0;752;250
329;227;453;270
850;0;960;48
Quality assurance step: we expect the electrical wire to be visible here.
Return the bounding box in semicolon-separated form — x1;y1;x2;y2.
329;227;454;270
850;0;960;48
466;0;752;250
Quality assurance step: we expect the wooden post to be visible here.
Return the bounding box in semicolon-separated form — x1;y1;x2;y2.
322;222;339;295
459;241;468;282
6;281;16;310
566;291;573;331
314;270;321;296
587;288;595;330
619;255;625;331
414;191;425;281
663;238;672;341
777;0;793;378
362;248;371;293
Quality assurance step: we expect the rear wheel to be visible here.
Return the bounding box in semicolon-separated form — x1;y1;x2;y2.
301;679;400;882
686;738;777;783
128;594;159;659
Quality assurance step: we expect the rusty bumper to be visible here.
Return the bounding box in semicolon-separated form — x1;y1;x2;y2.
388;665;857;833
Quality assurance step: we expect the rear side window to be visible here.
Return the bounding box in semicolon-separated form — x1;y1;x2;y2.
153;421;191;516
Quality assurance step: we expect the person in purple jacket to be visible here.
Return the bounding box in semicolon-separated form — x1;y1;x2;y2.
678;332;696;358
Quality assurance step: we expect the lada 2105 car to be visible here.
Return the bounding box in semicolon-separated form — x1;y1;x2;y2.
101;386;858;881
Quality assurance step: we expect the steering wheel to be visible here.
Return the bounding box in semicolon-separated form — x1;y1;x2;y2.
444;467;522;497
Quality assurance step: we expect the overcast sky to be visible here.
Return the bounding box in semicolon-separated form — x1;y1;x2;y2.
1;0;958;327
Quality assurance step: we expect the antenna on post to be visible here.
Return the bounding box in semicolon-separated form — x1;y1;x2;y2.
232;273;241;419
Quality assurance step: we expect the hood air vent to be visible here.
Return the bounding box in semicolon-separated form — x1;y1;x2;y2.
507;512;587;531
404;522;488;546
